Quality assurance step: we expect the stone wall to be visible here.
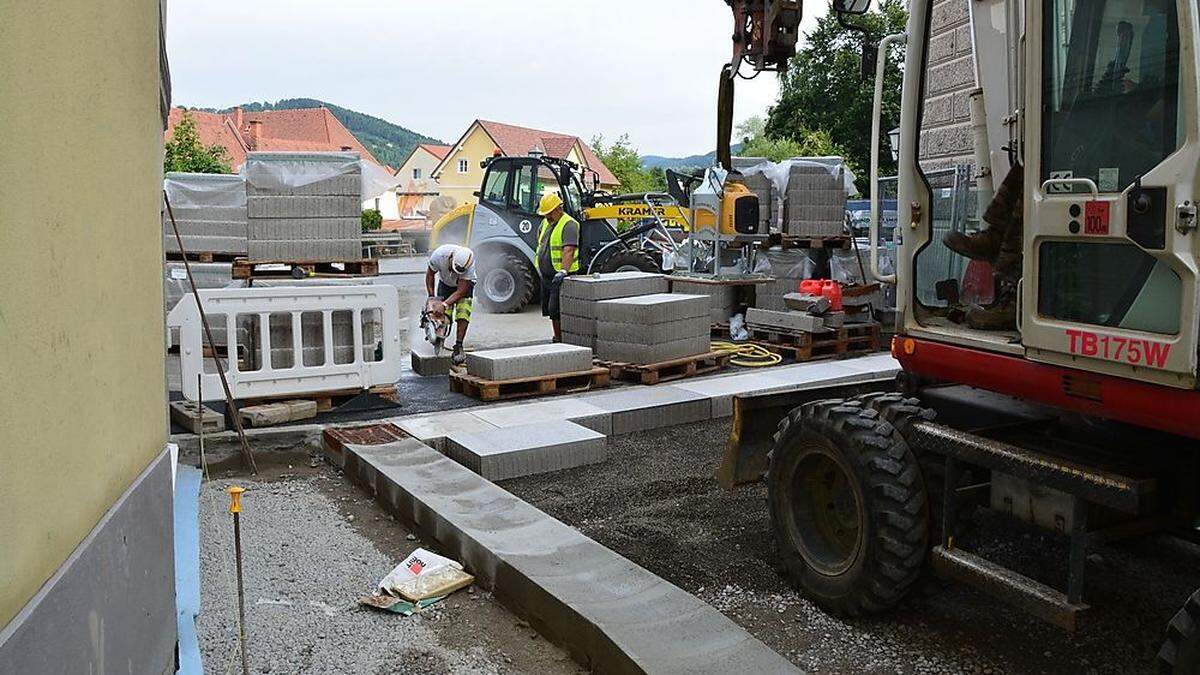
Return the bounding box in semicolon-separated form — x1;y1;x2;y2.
919;0;978;173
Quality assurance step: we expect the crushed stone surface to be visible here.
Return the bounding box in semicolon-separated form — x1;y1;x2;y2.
197;467;580;674
504;419;1200;674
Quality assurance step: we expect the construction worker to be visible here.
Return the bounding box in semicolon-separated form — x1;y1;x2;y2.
425;243;476;365
535;192;580;342
943;162;1023;330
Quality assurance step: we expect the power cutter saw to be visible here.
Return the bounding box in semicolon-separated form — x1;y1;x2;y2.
420;298;453;356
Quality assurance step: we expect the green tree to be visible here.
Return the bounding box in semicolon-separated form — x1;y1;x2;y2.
164;110;232;174
766;0;907;192
590;134;666;193
361;208;383;233
738;114;848;165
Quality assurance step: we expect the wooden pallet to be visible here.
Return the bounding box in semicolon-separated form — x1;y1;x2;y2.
597;350;732;385
750;322;882;362
449;367;611;402
232;258;379;280
761;234;851;250
166;251;242;264
242;384;399;412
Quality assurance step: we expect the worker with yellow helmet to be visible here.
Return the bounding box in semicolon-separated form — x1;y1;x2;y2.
535;192;580;342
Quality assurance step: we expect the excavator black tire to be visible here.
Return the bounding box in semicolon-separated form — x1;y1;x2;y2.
767;398;930;617
477;251;536;314
1159;589;1200;674
597;248;661;274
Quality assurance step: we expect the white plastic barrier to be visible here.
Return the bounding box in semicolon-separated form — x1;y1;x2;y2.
167;285;402;402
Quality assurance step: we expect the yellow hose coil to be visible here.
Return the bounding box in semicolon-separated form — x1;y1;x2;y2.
711;340;782;367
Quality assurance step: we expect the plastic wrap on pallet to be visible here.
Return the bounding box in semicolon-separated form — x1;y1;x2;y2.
164;172;247;209
739;157;858;196
163;262;248;348
162;172;249;255
241;151;400;201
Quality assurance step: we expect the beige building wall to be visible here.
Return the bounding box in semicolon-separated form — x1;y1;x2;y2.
0;0;169;628
436;124;498;206
396;147;446;220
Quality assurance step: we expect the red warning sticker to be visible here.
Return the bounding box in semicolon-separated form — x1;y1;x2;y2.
1084;201;1110;235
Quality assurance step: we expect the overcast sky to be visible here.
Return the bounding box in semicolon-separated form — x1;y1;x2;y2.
166;1;825;157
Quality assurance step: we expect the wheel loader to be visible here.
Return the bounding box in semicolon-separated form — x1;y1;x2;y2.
718;0;1200;670
430;153;763;312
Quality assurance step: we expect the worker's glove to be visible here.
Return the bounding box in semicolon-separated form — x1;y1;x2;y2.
553;271;567;284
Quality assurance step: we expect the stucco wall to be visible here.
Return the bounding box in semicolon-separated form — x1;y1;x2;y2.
0;0;169;628
919;0;978;172
437;125;497;206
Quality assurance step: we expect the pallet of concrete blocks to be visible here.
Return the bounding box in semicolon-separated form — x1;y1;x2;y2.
594;293;729;384
746;305;880;362
451;344;611;401
558;271;670;350
243;151;364;262
753;249;817;311
784;162;847;238
163;172;249;258
669;277;741;326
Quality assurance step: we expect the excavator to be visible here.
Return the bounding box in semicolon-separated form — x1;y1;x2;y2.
718;0;1200;671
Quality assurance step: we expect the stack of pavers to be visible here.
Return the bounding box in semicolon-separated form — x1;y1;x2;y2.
746;290;845;337
670;277;740;326
753;250;814;312
243;152;363;261
560;272;669;350
594;293;711;365
784;163;846;237
163;172;248;257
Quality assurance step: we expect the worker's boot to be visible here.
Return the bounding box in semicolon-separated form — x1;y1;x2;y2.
943;227;1005;261
451;343;466;366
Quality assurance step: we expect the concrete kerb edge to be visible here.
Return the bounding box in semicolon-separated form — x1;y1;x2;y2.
171;423;325;467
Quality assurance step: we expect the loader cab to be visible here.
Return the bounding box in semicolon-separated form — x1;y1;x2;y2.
891;0;1199;389
476;156;587;253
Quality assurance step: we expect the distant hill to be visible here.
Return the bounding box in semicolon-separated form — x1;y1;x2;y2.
641;144;744;170
212;98;443;169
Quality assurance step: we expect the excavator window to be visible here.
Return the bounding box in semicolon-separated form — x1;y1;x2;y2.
1042;0;1180;192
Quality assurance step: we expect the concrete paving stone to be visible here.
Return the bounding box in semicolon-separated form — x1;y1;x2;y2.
247;195;361;219
465;343;593;381
562;331;596;350
340;439;797;674
673;372;798;417
783;292;830;314
393;412;500;452
559;295;596;319
596;315;710;344
595;335;712;366
823;311;846;329
560;314;595;336
595;293;708;323
560;271;668;301
584;386;712;434
444;420;607;481
467;398;613;435
669;279;738;304
410;343;452;377
746;307;825;333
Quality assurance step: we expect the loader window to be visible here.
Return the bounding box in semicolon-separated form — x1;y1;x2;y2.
512;164;540;213
481;166;510;207
1038;241;1180;334
1042;0;1180;192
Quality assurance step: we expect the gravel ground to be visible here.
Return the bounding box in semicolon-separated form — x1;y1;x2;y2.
198;462;581;675
503;419;1200;674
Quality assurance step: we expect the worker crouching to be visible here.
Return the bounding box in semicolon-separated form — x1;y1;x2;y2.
426;244;477;365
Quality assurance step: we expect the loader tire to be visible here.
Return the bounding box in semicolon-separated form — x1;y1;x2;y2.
598;248;660;274
1159;589;1200;674
855;393;958;530
478;251;535;314
768;398;930;617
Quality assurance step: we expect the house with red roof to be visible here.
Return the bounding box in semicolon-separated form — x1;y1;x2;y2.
164;106;383;171
387;143;453;227
430;119;619;206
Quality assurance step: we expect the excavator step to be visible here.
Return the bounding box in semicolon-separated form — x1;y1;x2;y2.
907;420;1155;513
931;545;1089;631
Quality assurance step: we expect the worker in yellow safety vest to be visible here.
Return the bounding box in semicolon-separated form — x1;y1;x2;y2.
535;192;580;342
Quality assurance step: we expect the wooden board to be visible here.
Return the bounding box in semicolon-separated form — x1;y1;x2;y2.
449;367;611;402
750;322;882;362
165;251;241;264
597;350;732;385
232;258;379;280
239;399;319;428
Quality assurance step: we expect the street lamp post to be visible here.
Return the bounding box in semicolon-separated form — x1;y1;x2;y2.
887;127;901;162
